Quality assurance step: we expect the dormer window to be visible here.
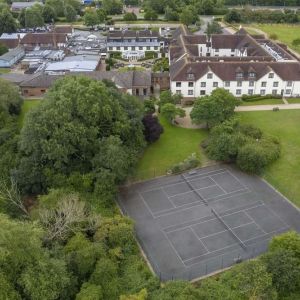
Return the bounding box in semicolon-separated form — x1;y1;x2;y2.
236;72;243;79
249;72;256;78
187;73;194;80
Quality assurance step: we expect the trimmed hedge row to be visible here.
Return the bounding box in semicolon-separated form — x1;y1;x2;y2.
241;94;282;102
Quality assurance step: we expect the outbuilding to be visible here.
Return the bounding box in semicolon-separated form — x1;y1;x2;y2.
0;46;25;68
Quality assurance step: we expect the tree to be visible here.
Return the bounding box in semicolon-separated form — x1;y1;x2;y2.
25;4;45;28
16;76;145;195
0;273;21;300
190;88;238;128
84;9;99;28
0;42;8;56
142;114;164;143
120;289;147;300
64;5;77;22
123;12;137;21
164;6;179;21
96;8;107;24
76;283;103;300
0;9;17;35
0;214;72;299
153;57;169;72
161;103;185;124
263;249;300;297
144;9;158;21
150;281;201;300
0;78;23;115
220;260;277;300
205;21;222;35
64;233;104;282
45;0;64;17
179;6;198;27
159;90;182;108
143;99;156;114
102;0;123;15
42;4;56;23
224;9;241;23
38;189;100;242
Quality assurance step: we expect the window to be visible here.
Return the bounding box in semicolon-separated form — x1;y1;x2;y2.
237;81;242;87
139;46;143;50
176;82;181;87
272;89;277;95
176;90;181;94
268;73;274;78
41;89;46;93
215;49;219;52
187;73;194;80
236;89;241;95
188;90;194;95
249;72;256;78
154;46;158;50
213;82;218;87
207;73;213;79
287;81;292;87
273;82;279;87
109;47;113;50
285;89;291;95
201;82;206;87
225;81;230;87
146;46;150;50
143;88;147;96
260;89;266;95
231;49;235;52
200;90;206;95
124;46;128;50
116;46;120;50
249;81;254;87
236;72;243;79
132;46;135;50
261;82;267;87
248;89;253;95
188;82;194;87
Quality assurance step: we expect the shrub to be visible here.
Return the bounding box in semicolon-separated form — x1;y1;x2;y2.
142;114;163;144
167;153;199;174
123;12;137;21
269;33;278;40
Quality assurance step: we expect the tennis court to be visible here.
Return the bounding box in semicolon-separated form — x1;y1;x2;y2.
118;165;300;281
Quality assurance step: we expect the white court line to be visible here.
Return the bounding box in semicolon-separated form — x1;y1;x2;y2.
190;227;210;253
140;170;227;194
183;224;290;265
263;204;291;230
226;170;248;190
209;176;228;194
183;169;227;179
244;211;267;234
163;230;187;267
138;191;156;219
167;182;217;199
160;187;176;209
162;202;264;232
201;187;249;202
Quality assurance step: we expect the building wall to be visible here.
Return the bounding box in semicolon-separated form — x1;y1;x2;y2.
21;87;47;97
108;45;160;52
171;70;300;98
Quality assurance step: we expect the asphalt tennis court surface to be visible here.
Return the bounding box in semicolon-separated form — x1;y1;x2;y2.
118;165;300;281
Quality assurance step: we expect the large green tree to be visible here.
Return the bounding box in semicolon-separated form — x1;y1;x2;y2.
190;88;239;128
16;76;145;196
0;9;17;35
25;4;45;28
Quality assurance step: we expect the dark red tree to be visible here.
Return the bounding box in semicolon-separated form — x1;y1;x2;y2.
142;114;163;144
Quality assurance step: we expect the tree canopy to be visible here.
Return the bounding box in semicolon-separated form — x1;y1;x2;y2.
16;76;145;197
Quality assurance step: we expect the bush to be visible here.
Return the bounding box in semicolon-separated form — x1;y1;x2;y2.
241;94;281;102
167;153;199;174
269;33;278;40
142;114;163;144
123;12;137;21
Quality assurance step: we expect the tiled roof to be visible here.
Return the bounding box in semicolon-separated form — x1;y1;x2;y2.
21;33;68;45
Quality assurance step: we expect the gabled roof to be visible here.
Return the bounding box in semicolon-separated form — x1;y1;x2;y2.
21;33;68;45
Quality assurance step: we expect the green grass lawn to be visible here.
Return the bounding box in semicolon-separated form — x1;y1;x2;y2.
239;110;300;207
240;98;284;106
286;98;300;104
0;68;10;74
18;99;41;127
252;24;300;54
133;117;208;181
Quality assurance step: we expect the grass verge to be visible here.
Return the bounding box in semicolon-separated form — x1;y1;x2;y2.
133;116;208;181
239;110;300;207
